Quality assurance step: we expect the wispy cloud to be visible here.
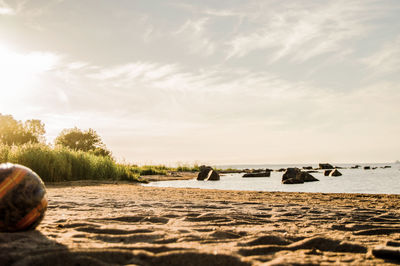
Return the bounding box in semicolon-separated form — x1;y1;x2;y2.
3;50;400;163
174;17;215;56
3;0;400;163
226;0;382;62
362;35;400;77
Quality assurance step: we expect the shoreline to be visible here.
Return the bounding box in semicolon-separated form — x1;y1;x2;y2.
2;183;400;265
141;171;198;182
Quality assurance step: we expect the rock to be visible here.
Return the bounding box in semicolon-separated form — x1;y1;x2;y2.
282;168;300;180
276;168;286;172
329;169;342;176
372;167;378;170
364;166;371;170
383;165;391;168
197;165;212;180
252;169;264;173
243;171;271;178
302;166;313;170
319;163;334;169
207;170;220;181
282;178;304;184
197;165;220;181
324;170;332;176
351;165;361;169
298;171;319;182
306;170;319;173
282;168;318;184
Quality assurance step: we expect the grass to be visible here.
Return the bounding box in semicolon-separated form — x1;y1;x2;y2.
175;164;200;172
0;143;238;183
130;165;169;176
0;143;143;183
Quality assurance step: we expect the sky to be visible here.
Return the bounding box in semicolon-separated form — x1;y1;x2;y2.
0;0;399;165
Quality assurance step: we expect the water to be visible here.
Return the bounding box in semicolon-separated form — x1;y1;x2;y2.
143;163;400;194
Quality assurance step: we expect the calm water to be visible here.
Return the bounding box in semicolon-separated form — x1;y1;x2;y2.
143;163;400;194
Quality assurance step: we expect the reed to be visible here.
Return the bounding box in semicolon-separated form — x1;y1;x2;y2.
0;143;141;183
175;164;200;172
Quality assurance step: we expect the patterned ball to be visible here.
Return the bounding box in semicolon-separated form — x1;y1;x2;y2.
0;163;47;232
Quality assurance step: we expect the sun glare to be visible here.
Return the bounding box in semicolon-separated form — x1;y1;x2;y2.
0;43;58;109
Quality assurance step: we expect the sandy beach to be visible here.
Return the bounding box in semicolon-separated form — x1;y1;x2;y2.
1;179;400;265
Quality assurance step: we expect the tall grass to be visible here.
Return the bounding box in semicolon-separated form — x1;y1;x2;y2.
0;143;141;183
0;143;214;183
130;165;169;176
175;164;200;172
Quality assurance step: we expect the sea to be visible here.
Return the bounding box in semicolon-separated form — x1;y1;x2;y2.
143;163;400;195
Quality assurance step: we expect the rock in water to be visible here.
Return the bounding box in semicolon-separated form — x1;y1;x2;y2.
282;168;319;184
324;170;332;176
242;171;271;178
282;178;304;184
197;165;220;181
282;168;300;181
0;163;47;232
207;170;220;181
329;169;342;176
298;171;319;182
319;163;334;169
197;165;212;180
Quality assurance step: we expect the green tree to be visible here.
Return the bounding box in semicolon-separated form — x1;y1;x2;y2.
0;114;46;145
24;119;46;143
55;127;111;157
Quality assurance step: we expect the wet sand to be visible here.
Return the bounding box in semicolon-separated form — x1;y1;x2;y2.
1;181;400;265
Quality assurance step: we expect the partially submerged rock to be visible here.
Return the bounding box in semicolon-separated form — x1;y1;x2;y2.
282;178;304;184
197;165;220;181
329;169;342;176
298;171;319;182
243;171;271;178
282;168;300;180
324;170;332;176
282;168;319;184
319;163;334;169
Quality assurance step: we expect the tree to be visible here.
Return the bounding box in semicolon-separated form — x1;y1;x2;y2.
55;127;111;157
24;119;46;143
0;114;46;145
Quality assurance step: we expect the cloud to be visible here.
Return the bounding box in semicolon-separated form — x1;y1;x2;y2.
225;0;382;63
362;35;400;77
174;17;215;56
3;50;399;163
0;0;15;15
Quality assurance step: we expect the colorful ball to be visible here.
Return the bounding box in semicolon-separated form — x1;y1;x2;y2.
0;163;47;232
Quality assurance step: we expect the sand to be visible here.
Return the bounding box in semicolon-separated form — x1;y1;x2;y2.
1;179;400;265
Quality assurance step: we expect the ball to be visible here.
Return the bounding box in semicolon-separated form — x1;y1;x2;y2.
0;163;47;232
